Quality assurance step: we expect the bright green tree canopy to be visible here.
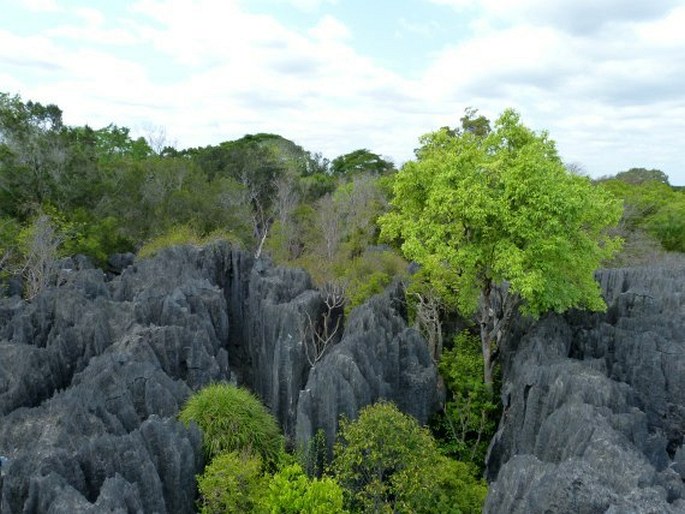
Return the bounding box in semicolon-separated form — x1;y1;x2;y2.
380;109;622;318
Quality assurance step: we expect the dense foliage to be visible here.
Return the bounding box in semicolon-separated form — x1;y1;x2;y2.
432;332;500;470
178;383;284;467
598;170;685;260
379;109;623;389
196;450;265;514
181;384;485;513
331;401;487;513
264;463;346;514
3;92;683;512
0;93;407;312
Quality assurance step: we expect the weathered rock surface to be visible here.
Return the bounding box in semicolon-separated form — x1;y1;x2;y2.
296;281;443;451
485;263;685;514
0;245;230;513
0;242;441;512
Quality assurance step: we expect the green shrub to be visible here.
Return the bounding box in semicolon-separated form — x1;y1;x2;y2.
647;200;685;253
264;463;346;514
59;213;133;265
432;331;500;470
138;224;202;258
301;428;329;478
138;225;243;259
404;457;488;514
599;177;685;259
331;401;486;513
196;450;265;514
179;383;284;468
335;249;408;313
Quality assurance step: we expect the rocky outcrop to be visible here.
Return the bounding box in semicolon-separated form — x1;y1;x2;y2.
296;281;443;451
0;246;230;513
485;263;685;513
0;242;441;512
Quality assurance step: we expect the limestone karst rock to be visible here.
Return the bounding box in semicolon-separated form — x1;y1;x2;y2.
485;263;685;513
295;281;442;452
0;242;441;512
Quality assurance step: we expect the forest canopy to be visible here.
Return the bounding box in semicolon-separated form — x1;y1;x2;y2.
1;92;683;512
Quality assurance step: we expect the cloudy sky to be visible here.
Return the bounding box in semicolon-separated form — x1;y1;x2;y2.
2;0;684;184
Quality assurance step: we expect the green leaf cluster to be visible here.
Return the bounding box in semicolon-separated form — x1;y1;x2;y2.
599;174;685;258
432;332;500;469
264;463;346;514
380;109;623;318
137;225;243;259
179;383;285;468
331;401;487;513
183;384;348;513
196;451;265;514
331;149;394;176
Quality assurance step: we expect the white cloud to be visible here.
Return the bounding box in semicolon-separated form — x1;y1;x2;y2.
22;0;61;12
427;0;681;34
416;0;685;182
46;7;139;46
3;0;685;184
308;14;350;41
284;0;338;13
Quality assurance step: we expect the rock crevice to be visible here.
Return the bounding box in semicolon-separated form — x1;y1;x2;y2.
0;242;441;512
485;264;685;513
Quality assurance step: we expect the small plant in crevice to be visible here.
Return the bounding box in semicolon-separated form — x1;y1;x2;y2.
431;331;501;472
300;428;329;479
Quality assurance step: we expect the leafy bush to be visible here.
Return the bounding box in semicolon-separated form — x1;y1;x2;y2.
338;249;407;312
405;457;487;514
647;200;685;253
178;383;284;468
196;450;265;514
56;210;132;265
264;463;346;514
432;331;500;470
138;225;243;259
138;224;202;258
331;401;486;513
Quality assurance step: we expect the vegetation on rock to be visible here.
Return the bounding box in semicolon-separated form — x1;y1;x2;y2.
179;383;284;467
3;91;683;512
331;401;487;513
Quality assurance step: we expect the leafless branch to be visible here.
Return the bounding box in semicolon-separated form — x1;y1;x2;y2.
301;283;346;366
413;290;443;362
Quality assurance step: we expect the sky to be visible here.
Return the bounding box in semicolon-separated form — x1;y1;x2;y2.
2;0;685;184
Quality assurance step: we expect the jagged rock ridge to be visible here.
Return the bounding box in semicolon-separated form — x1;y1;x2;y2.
485;263;685;513
0;242;441;513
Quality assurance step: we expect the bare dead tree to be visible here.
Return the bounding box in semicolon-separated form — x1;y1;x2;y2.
141;123;176;155
315;193;345;260
273;173;300;258
413;290;444;362
21;214;61;300
300;282;346;366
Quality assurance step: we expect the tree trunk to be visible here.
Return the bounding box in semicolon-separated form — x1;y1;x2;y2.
480;313;496;397
477;282;519;396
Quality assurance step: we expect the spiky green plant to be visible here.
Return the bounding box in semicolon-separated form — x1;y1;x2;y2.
179;383;284;469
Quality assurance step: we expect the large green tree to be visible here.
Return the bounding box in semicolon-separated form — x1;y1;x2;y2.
379;109;622;391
